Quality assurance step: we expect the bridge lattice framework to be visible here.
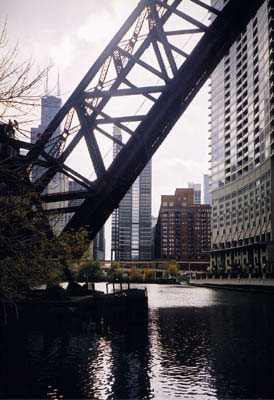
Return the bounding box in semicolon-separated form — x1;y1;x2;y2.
0;0;264;240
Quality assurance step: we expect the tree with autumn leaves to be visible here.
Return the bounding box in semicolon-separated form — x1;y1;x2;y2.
0;187;88;305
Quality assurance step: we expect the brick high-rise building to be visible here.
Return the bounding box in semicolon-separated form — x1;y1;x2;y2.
155;188;211;268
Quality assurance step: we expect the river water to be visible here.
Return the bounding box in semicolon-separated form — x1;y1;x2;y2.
1;284;274;399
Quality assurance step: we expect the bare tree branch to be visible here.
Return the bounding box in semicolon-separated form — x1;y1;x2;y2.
0;20;53;129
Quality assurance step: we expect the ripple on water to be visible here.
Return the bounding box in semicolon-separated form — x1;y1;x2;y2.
1;284;274;399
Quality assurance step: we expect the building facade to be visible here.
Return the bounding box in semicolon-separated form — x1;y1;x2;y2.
111;126;152;261
154;188;211;267
188;182;201;204
151;216;158;259
68;180;105;260
203;174;212;205
31;96;69;234
210;0;274;269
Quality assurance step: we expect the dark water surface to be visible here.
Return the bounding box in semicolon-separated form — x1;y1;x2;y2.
1;284;274;399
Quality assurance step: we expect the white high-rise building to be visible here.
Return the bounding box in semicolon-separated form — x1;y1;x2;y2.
210;0;274;269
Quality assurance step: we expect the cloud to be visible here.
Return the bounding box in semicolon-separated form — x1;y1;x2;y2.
155;157;204;171
1;0;142;96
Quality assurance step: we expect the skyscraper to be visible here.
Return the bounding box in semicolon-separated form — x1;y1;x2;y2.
31;95;69;233
111;126;152;261
68;180;105;260
203;174;212;205
210;0;274;269
188;182;201;204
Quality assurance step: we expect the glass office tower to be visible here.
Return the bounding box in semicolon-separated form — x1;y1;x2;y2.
203;174;212;205
111;126;152;261
68;181;105;260
188;182;202;204
210;0;274;269
31;95;69;233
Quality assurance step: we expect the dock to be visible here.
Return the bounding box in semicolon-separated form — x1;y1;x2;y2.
12;284;148;328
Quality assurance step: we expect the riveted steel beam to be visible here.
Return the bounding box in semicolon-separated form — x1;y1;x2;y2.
2;0;264;242
63;0;264;240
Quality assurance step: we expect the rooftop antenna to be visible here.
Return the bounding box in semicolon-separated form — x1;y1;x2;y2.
57;68;61;97
45;70;49;97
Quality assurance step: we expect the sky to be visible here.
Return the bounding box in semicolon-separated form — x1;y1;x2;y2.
2;0;210;256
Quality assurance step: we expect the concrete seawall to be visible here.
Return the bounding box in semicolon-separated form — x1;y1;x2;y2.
189;277;274;293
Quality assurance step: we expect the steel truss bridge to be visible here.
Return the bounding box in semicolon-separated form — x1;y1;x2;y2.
0;0;264;240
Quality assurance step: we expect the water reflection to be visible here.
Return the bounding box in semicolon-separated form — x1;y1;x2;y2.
1;285;274;399
146;284;218;309
146;286;274;399
0;312;151;399
149;307;217;398
80;323;151;399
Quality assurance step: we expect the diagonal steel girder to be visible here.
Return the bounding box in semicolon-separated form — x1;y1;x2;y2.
24;0;263;240
65;0;264;239
29;0;185;193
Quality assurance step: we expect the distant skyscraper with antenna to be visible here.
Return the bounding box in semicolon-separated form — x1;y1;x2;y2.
57;69;61;97
30;74;69;233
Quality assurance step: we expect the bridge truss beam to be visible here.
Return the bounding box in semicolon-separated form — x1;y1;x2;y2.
6;0;264;239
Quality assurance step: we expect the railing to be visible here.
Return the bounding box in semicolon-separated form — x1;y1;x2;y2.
106;281;130;294
191;272;274;280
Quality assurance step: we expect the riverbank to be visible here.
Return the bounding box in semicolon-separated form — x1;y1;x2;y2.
189;276;274;293
2;284;148;328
